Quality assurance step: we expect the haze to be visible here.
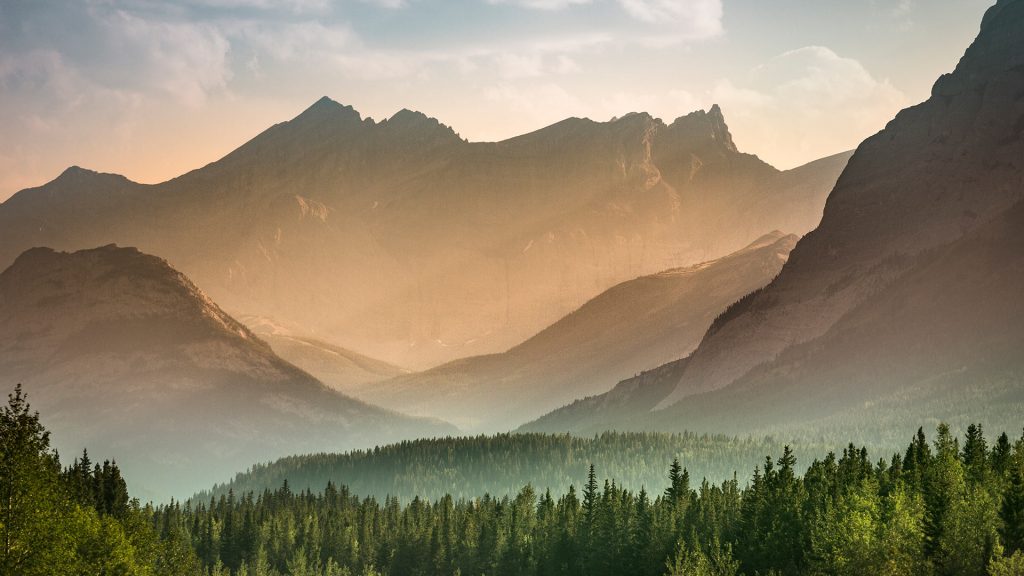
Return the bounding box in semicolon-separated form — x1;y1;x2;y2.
0;0;991;201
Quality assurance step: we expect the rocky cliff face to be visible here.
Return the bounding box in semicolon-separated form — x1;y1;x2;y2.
0;102;849;369
617;0;1024;440
0;245;454;500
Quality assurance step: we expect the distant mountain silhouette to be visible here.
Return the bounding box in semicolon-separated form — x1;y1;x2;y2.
241;315;409;396
363;233;798;431
0;245;454;500
0;103;849;369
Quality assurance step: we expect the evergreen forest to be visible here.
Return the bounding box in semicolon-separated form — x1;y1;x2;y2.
5;384;1024;576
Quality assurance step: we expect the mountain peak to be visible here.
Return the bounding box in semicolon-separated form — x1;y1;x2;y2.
293;96;363;125
51;165;129;186
383;108;461;143
666;105;737;153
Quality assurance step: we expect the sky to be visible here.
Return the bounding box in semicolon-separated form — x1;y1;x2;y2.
0;0;994;201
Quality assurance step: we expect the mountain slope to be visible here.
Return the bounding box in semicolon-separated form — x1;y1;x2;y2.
530;0;1024;443
363;233;798;431
0;245;454;500
241;317;409;395
0;104;850;369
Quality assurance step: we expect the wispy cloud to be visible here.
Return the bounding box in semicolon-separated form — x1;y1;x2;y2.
711;46;908;167
487;0;593;9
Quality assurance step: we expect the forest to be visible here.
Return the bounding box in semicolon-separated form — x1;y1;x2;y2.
197;432;796;504
4;384;1024;576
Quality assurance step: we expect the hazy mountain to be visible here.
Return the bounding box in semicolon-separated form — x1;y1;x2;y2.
0;245;454;500
363;233;798;431
527;0;1024;443
522;358;689;436
0;103;850;369
241;316;409;396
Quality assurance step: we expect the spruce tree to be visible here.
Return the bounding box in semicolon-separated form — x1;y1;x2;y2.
1002;467;1024;555
0;384;75;575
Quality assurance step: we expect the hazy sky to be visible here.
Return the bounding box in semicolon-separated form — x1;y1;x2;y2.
0;0;993;200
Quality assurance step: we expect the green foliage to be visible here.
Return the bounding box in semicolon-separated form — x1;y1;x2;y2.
0;383;76;574
0;385;200;575
196;432;794;504
160;424;1024;576
987;551;1024;576
5;384;1024;576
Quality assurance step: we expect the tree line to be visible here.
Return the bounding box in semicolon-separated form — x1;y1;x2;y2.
4;383;1024;575
197;432;794;504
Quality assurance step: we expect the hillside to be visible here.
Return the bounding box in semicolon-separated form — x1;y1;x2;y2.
364;233;798;431
0;245;454;500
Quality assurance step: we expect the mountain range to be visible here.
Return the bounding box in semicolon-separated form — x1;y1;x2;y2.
0;245;453;499
363;232;798;431
526;0;1024;446
0;104;849;369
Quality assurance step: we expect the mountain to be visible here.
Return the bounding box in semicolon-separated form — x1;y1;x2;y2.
527;0;1024;444
363;232;798;431
0;103;850;369
0;245;454;500
240;316;409;396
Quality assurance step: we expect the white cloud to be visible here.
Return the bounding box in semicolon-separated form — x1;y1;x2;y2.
103;10;231;107
711;46;908;167
617;0;722;34
358;0;409;8
487;0;592;10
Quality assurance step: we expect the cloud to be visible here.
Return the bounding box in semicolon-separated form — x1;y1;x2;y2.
101;10;231;107
711;46;908;167
488;0;723;36
488;0;592;9
616;0;722;33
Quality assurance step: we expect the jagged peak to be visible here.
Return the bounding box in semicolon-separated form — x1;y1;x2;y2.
292;96;363;124
932;0;1024;98
667;104;738;153
382;108;461;142
388;108;430;123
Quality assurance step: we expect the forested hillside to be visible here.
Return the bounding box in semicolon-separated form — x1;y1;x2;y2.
7;384;1024;575
170;424;1024;576
196;432;794;504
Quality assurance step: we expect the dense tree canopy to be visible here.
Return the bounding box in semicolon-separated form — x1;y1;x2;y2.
3;384;1024;575
163;424;1024;576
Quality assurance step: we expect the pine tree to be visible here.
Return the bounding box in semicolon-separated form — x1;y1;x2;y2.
962;423;989;486
0;384;75;575
1001;467;1024;555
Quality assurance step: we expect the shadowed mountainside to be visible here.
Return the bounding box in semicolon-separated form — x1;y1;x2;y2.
364;233;798;431
0;245;454;500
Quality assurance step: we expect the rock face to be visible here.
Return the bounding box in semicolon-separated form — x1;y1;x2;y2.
529;0;1024;441
656;0;1024;407
0;245;454;500
362;233;798;431
0;103;849;369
